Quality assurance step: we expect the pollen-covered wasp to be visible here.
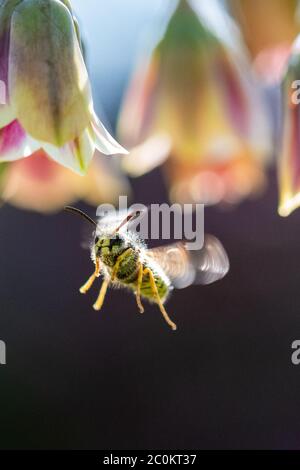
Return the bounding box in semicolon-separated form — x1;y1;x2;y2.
65;206;229;330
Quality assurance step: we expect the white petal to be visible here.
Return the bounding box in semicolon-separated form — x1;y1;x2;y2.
91;112;128;155
122;134;171;177
42;126;95;175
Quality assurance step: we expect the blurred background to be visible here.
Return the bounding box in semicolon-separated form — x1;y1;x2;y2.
1;0;300;450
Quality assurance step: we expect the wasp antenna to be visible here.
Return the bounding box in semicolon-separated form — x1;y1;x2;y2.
113;210;142;234
64;206;97;227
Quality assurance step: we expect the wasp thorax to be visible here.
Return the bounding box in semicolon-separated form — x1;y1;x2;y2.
94;234;126;266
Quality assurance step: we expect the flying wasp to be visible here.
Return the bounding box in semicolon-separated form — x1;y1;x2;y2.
65;206;229;330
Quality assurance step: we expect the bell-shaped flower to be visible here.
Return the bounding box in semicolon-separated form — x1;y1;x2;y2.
118;0;271;206
278;36;300;216
229;0;299;83
0;149;130;213
0;0;127;175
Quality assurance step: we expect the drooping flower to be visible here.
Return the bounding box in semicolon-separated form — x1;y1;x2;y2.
278;36;300;217
0;149;130;213
118;0;271;206
0;0;127;175
229;0;299;83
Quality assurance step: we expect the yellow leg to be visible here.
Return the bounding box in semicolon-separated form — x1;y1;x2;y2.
93;278;109;311
80;258;100;294
111;248;132;281
136;263;144;314
143;268;177;331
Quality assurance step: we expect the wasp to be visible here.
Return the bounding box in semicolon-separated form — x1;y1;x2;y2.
65;206;229;330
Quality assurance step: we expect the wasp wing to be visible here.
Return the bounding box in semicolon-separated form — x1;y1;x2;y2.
146;242;196;288
191;235;230;286
146;235;229;289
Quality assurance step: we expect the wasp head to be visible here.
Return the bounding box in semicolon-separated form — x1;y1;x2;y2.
94;233;126;265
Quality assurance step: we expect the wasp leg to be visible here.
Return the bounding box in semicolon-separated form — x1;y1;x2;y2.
136;263;145;314
143;268;177;331
111;248;132;281
93;278;109;311
80;258;101;294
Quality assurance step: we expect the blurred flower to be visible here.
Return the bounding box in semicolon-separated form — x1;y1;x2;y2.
278;36;300;216
0;0;127;175
118;0;271;206
229;0;299;83
0;150;129;213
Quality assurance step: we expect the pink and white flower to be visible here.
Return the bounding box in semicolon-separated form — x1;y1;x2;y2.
0;0;127;175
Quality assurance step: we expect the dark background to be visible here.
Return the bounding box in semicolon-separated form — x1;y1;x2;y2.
0;0;300;450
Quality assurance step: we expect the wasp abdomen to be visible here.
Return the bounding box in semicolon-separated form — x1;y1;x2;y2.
114;250;169;301
140;266;169;301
